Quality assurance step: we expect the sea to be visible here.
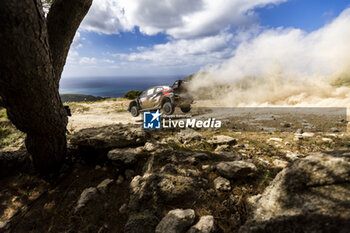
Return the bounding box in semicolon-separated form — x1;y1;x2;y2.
59;76;182;98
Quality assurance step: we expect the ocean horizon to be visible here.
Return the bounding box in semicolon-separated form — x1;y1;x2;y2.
59;76;183;98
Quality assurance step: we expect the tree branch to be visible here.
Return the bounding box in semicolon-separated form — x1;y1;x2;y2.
47;0;92;85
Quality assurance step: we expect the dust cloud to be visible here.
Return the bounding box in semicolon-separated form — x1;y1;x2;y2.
188;8;350;107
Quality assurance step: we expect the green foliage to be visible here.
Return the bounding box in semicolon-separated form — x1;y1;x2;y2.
124;90;142;100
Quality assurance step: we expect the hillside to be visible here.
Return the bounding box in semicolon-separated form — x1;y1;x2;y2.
0;99;350;233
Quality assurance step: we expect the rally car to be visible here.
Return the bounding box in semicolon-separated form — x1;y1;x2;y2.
128;80;193;117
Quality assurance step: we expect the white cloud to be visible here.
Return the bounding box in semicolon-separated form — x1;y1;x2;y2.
79;57;97;65
80;0;133;34
81;0;286;38
113;33;234;67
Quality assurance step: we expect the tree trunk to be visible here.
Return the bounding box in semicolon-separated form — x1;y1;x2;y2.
0;0;92;174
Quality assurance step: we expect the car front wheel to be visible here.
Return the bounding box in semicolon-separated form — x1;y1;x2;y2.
130;105;139;117
162;101;174;115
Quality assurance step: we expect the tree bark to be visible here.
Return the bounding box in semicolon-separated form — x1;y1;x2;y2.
47;0;92;85
0;0;91;174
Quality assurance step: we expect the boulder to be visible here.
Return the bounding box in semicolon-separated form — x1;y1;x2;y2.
70;124;148;150
107;148;138;165
176;129;203;143
214;177;231;192
156;209;196;233
239;151;350;233
75;187;98;212
208;135;237;146
144;142;158;152
216;161;257;179
187;215;215;233
96;178;114;194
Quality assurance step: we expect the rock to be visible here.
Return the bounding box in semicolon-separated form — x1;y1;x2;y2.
176;129;203;143
285;151;299;161
97;178;114;194
70;124;148;150
214;177;231;191
201;165;211;172
156;209;196;233
75;187;98;212
322;138;333;143
216;161;257;179
296;128;303;134
267;138;283;142
107;148;138;166
116;175;124;184
0;220;8;230
119;203;128;214
214;145;230;153
293;134;303;141
272;159;288;169
124;211;159;233
301;132;314;138
208;135;237;146
187;215;215;233
144;142;158;152
129;172;199;212
239;151;350;233
125;169;135;180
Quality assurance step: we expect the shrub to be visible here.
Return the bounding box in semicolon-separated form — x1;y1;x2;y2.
124;90;142;99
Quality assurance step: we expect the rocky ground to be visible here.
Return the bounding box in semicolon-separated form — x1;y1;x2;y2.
0;99;350;233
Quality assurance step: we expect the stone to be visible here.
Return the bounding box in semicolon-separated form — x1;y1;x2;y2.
97;178;114;194
208;135;237;146
75;187;98;212
214;177;231;191
301;132;314;138
296;128;303;134
202;165;211;172
272;159;288;169
107;148;138;166
239;151;350;233
285;151;299;161
70;124;148;150
176;129;203;143
144;142;158;152
267;138;283;142
0;220;8;230
187;215;215;233
156;209;196;233
322;138;333;143
214;145;230;153
216;161;257;179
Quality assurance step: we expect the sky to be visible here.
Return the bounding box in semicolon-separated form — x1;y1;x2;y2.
62;0;350;78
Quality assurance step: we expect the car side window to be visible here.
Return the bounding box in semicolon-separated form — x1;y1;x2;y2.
147;88;154;96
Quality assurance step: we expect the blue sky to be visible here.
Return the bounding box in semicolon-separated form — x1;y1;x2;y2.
62;0;350;78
